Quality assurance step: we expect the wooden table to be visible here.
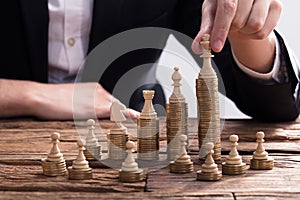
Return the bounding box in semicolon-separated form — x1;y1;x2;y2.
0;118;300;199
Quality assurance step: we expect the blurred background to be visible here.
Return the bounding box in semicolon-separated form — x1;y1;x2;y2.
156;0;300;119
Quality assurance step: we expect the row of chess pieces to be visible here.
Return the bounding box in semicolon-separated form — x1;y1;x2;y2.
41;121;274;182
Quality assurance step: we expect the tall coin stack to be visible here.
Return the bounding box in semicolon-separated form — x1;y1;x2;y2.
137;90;159;161
108;101;129;160
84;119;102;161
41;132;67;176
68;140;93;180
196;34;221;162
166;67;188;161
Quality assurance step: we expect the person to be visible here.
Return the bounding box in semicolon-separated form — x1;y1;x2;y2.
0;0;299;121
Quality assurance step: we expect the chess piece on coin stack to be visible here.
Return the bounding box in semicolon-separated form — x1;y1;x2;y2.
68;140;93;180
222;134;247;175
83;119;102;161
197;142;222;181
169;134;194;173
196;34;221;162
41;132;67;176
119;141;146;183
107;101;129;160
250;131;274;170
137;90;159;160
166;67;189;161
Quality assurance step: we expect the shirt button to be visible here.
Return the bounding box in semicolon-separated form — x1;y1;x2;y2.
68;38;76;46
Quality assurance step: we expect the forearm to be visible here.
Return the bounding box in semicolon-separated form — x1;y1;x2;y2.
228;32;276;73
0;79;36;118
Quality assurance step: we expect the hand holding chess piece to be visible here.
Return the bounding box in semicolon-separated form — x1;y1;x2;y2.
83;119;102;161
68;139;93;180
250;131;274;170
119;141;146;183
41;132;67;176
197;142;222;181
169;134;194;173
222;134;247;175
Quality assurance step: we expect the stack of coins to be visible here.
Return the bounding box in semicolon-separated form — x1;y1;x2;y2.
196;34;221;162
119;141;146;183
137;90;159;161
68;140;93;180
107;127;129;160
84;119;102;161
222;134;247;175
250;131;274;170
197;142;222;181
169;135;193;173
166;67;189;161
41;132;67;176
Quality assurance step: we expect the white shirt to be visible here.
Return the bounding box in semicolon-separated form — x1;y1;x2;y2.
47;0;281;83
48;0;93;83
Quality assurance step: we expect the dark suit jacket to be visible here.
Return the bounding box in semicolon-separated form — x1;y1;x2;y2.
1;0;299;121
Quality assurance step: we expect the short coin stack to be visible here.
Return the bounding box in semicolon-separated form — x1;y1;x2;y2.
119;141;146;183
250;131;274;170
169;134;193;173
108;101;129;160
68;140;93;180
166;67;188;161
137;90;159;161
196;34;221;162
222;134;247;175
41;132;67;176
84;119;102;161
197;142;222;181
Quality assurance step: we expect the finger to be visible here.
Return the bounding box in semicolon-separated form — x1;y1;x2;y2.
192;0;217;54
240;0;270;35
211;0;238;52
122;108;140;119
230;0;254;32
248;0;282;39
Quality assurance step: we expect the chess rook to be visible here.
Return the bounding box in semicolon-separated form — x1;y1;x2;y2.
169;134;194;173
222;134;247;175
119;141;146;183
166;67;189;161
250;131;274;170
137;90;159;161
41;132;67;176
108;101;129;160
197;142;222;181
68;140;93;180
83;119;102;161
196;34;221;162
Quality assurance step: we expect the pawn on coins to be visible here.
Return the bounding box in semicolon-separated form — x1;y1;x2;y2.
250;131;274;170
169;134;194;173
197;142;222;181
222;134;247;175
68;140;93;180
83;119;102;161
41;132;67;176
119;141;146;183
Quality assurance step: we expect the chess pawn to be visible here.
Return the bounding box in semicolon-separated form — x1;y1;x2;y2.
222;134;247;175
169;135;194;173
197;142;222;181
41;132;67;176
84;119;102;161
119;141;146;183
250;131;274;170
68;140;92;180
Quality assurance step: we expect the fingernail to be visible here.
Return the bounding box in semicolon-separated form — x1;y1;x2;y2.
213;40;223;52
